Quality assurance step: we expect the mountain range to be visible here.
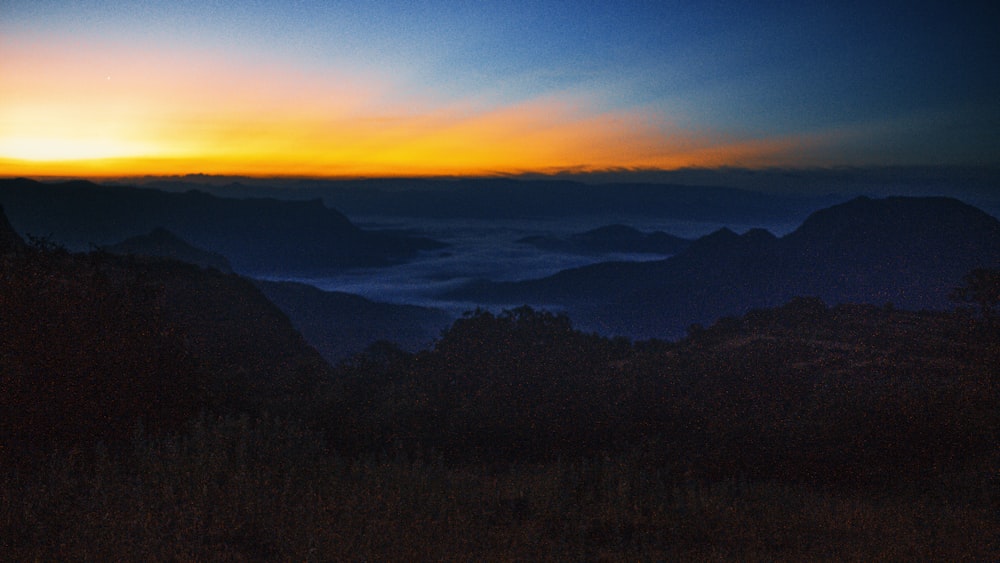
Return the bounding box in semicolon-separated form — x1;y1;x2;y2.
448;196;1000;339
5;177;998;349
141;176;841;224
0;178;443;275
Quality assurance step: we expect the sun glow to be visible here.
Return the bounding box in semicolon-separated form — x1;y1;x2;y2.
0;136;160;162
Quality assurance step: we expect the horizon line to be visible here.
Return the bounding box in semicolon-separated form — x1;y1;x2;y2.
5;163;1000;184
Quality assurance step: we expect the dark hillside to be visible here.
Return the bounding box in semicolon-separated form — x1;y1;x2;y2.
0;209;331;460
142;260;332;411
656;298;999;483
1;247;203;457
326;302;999;486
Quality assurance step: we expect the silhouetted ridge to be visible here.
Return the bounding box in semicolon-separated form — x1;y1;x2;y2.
286;177;836;222
0;178;445;275
742;227;778;244
105;227;233;272
677;227;740;256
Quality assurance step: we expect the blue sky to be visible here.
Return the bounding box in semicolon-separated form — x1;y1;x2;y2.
2;0;998;176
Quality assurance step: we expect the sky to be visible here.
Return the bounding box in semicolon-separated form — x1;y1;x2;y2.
2;0;998;178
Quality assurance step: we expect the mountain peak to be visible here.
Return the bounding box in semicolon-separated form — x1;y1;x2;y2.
701;226;739;241
105;228;233;273
788;195;1000;244
742;228;777;242
683;226;754;254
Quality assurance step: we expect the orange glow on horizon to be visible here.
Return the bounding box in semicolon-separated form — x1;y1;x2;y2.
0;36;826;179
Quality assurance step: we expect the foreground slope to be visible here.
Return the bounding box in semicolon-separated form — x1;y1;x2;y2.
0;207;331;458
326;301;999;485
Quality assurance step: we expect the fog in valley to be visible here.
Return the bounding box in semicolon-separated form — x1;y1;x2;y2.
262;214;804;316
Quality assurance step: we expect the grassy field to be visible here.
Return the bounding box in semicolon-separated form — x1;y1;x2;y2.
3;414;997;561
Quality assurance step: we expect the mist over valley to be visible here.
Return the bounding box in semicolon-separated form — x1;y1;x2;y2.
268;214;741;313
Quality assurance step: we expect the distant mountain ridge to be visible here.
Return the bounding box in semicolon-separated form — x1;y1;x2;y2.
142;176;840;224
448;196;1000;339
254;280;453;364
0;178;444;275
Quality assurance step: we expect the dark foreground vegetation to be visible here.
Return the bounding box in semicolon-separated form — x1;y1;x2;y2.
2;227;998;560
